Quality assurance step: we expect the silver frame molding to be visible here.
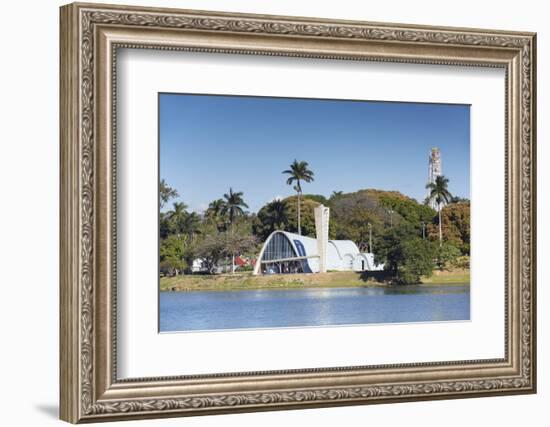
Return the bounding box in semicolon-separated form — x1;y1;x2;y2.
60;2;537;423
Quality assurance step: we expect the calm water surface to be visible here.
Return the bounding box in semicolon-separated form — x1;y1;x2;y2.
159;284;470;332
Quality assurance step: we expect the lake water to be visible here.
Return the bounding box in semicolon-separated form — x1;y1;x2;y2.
159;284;470;332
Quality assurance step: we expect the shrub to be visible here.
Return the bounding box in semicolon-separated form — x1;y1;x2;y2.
451;255;470;270
375;225;436;285
159;235;188;275
159;258;186;276
394;238;436;285
435;243;461;270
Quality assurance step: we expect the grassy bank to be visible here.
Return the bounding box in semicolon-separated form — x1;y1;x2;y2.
421;269;470;284
160;269;470;292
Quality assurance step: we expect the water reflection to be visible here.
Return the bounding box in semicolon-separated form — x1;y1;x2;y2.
160;284;470;332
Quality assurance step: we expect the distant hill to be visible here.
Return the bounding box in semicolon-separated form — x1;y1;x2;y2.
326;189;436;248
260;189;435;241
253;189;468;254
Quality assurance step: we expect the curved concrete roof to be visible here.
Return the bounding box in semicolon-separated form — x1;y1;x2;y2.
259;231;361;261
276;231;318;257
254;230;380;274
329;240;360;258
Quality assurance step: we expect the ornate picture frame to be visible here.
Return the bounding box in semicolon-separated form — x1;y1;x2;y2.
60;2;536;423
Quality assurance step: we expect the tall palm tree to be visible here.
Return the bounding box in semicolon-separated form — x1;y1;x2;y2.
282;160;315;235
206;198;225;218
159;179;179;209
426;175;453;246
182;211;201;241
205;198;226;230
221;188;249;228
169;202;188;235
221;188;249;273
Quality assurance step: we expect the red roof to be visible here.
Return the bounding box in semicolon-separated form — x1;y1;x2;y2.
235;256;247;266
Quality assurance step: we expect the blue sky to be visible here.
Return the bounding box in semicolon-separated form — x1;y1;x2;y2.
159;93;470;213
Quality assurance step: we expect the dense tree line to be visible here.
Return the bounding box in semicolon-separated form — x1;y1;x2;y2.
160;163;469;284
159;183;258;275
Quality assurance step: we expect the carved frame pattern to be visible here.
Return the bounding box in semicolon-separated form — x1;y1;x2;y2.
60;2;536;423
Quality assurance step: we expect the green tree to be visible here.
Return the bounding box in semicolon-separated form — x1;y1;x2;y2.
427;201;470;254
450;196;470;204
181;211;202;241
221;188;249;229
426;175;453;246
159;211;175;239
159;179;179;209
379;193;436;227
331;207;382;252
374;223;416;271
284;196;320;238
329;189;436;245
396;239;436;284
193;233;227;274
253;199;290;240
168;202;189;235
192;227;257;274
221;188;249;272
282;160;315;235
205;198;226;231
374;224;436;284
435;243;461;270
224;232;258;270
379;197;398;228
302;194;329;205
159;234;188;276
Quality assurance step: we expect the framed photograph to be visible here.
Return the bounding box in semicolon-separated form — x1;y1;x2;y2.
60;2;537;423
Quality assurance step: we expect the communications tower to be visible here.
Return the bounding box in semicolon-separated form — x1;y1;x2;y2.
427;148;443;209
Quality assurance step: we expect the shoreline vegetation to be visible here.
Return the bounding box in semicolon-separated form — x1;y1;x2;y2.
159;160;470;286
160;269;470;292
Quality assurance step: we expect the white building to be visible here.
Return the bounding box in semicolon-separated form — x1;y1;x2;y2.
253;205;383;275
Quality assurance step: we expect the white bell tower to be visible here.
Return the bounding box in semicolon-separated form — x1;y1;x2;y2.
314;205;330;273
